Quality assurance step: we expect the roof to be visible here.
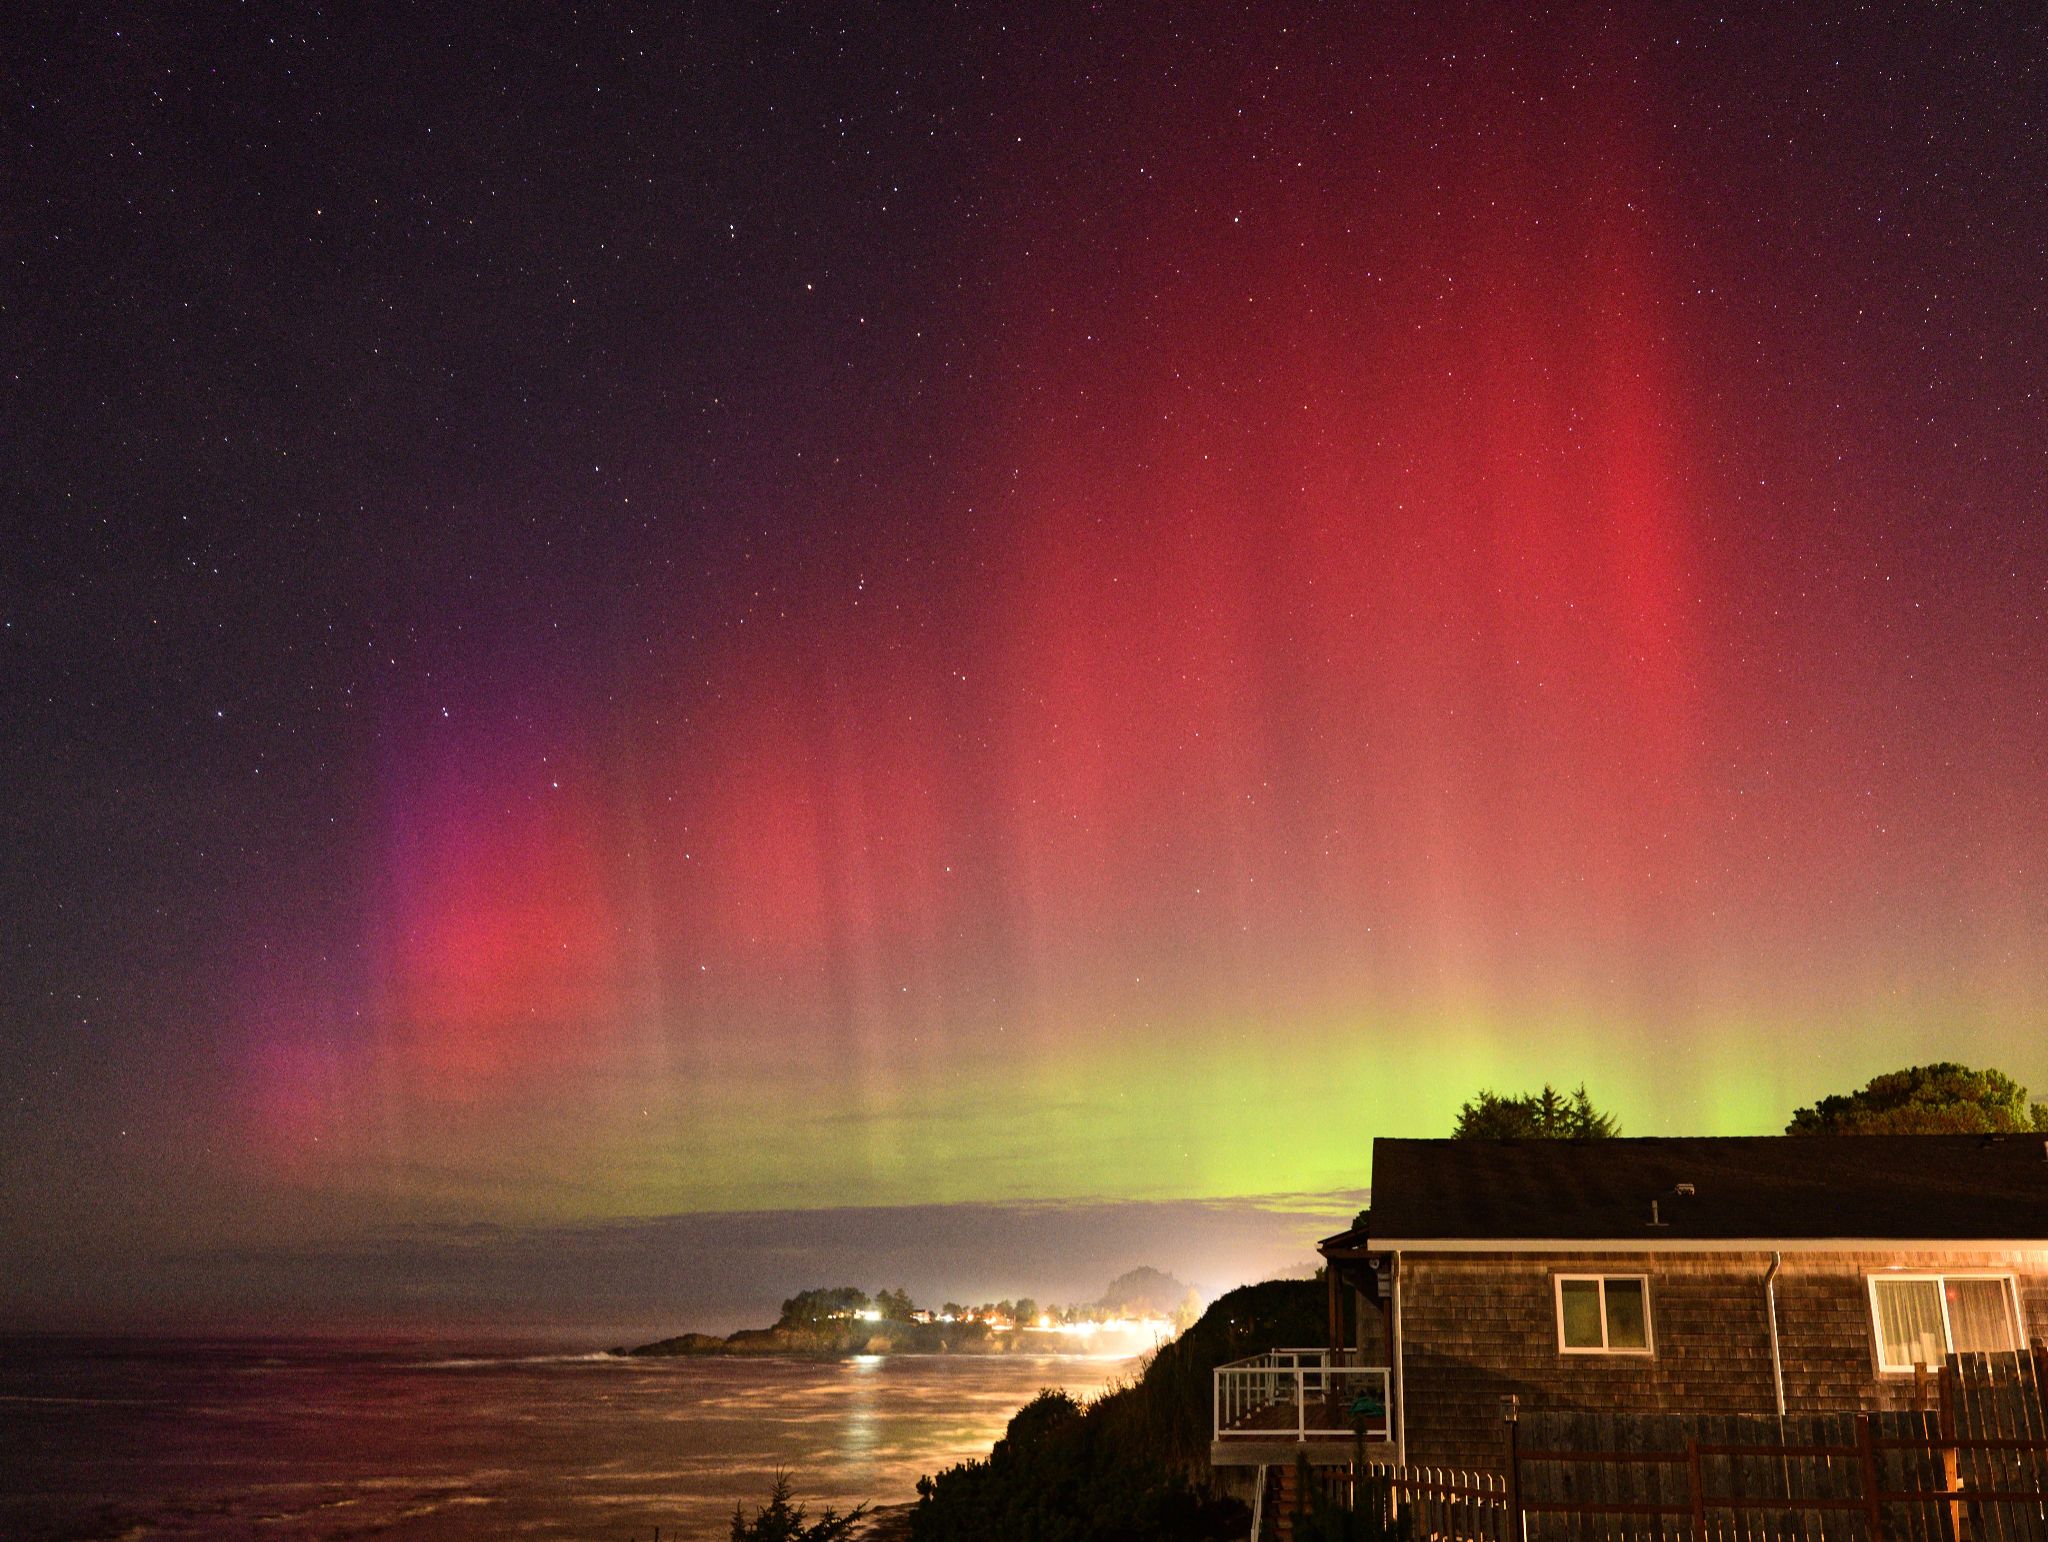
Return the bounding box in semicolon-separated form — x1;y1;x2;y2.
1324;1135;2048;1252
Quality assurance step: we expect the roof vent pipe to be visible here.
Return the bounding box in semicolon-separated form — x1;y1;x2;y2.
1649;1199;1667;1227
1764;1252;1786;1424
1765;1249;1788;1497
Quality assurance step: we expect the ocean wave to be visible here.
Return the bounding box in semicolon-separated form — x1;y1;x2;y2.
414;1350;623;1369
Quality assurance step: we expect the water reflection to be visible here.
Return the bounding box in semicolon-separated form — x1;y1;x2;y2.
1;1339;1138;1541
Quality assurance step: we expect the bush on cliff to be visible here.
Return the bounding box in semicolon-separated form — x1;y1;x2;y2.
910;1276;1328;1542
910;1389;1242;1542
1134;1275;1331;1463
731;1471;866;1542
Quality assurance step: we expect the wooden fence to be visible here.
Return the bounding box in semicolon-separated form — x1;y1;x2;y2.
1375;1462;1514;1542
1506;1355;2048;1542
1279;1460;1513;1542
1273;1355;2048;1542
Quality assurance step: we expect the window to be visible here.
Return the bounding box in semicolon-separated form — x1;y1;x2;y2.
1555;1275;1653;1354
1868;1274;2022;1373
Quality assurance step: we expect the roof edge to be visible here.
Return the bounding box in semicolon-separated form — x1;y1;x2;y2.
1357;1236;2048;1253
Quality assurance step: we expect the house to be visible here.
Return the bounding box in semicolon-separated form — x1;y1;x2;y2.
1212;1134;2048;1471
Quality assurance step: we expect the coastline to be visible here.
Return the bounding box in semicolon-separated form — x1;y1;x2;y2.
6;1336;1127;1540
613;1320;1151;1360
857;1501;917;1540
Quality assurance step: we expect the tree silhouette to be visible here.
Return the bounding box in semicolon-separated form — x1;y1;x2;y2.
729;1472;866;1542
1788;1063;2048;1134
1452;1083;1618;1139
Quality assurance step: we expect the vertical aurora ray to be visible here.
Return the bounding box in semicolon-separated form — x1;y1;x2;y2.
227;8;2047;1225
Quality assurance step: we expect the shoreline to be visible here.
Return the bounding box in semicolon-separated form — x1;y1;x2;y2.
612;1325;1161;1361
857;1500;917;1540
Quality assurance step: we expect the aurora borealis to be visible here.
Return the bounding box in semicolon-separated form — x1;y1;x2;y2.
5;5;2044;1327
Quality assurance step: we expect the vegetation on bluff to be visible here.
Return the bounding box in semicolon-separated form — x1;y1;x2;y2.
615;1271;1199;1359
909;1276;1325;1541
617;1317;1000;1359
728;1472;866;1542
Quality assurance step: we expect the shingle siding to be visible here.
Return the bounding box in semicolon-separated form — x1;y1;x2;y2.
1391;1248;2048;1468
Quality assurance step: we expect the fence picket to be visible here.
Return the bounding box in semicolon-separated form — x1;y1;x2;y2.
1354;1459;1515;1542
2021;1348;2048;1537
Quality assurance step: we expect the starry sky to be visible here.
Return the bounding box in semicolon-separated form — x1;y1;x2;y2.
4;3;2044;1331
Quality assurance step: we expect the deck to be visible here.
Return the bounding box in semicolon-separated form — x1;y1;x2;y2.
1211;1348;1395;1467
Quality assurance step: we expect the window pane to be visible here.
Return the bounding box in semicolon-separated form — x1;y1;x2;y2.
1945;1279;2017;1354
1560;1280;1604;1348
1604;1278;1649;1349
1873;1279;1946;1369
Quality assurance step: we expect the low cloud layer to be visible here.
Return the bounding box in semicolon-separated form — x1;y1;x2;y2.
22;1191;1368;1338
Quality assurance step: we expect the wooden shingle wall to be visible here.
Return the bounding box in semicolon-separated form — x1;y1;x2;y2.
1395;1249;2048;1469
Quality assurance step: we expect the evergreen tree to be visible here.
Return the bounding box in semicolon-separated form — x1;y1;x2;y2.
1453;1082;1618;1138
874;1287;918;1320
730;1472;865;1542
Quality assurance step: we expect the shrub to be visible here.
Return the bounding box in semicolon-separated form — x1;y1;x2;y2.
910;1277;1327;1541
731;1471;866;1542
1291;1462;1415;1542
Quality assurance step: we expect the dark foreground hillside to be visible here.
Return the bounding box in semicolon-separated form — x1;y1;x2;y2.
910;1277;1325;1542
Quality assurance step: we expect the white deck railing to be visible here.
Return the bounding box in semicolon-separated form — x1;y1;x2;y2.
1213;1347;1392;1444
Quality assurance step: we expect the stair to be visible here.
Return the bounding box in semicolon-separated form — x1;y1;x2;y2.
1257;1461;1300;1541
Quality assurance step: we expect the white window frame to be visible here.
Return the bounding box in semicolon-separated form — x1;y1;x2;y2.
1865;1271;2025;1375
1553;1273;1655;1356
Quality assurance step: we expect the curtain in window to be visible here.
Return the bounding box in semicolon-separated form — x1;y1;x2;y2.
1559;1280;1604;1348
1945;1278;2018;1354
1604;1278;1649;1348
1872;1279;1945;1369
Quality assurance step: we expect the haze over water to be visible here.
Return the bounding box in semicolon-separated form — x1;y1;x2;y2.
3;1337;1136;1540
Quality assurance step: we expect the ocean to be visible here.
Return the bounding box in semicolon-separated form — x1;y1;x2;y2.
0;1336;1140;1540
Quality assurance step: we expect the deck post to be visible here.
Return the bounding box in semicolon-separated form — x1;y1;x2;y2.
1687;1436;1705;1542
1389;1252;1406;1469
1938;1359;1963;1542
1857;1412;1884;1542
1500;1396;1523;1542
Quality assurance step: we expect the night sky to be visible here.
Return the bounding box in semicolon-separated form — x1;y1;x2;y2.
5;4;2044;1330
